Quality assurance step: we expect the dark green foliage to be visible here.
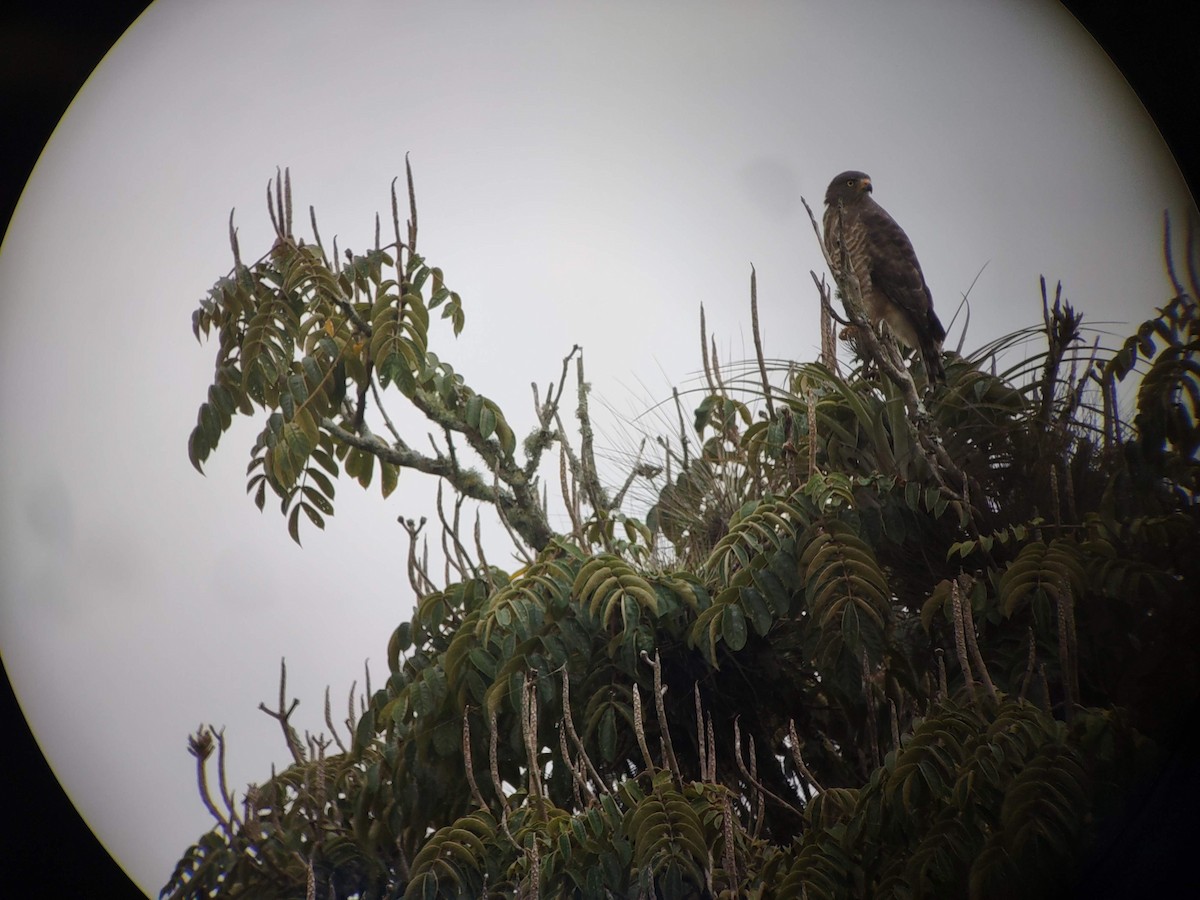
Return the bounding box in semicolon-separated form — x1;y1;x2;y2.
166;179;1199;898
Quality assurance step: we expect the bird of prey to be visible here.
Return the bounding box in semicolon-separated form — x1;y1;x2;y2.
823;171;946;383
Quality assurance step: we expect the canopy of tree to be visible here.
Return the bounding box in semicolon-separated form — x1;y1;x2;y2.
165;167;1199;899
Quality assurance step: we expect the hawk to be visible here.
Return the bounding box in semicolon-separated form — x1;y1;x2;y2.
823;171;946;383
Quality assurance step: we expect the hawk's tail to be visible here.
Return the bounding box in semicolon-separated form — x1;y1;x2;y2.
921;338;946;384
923;310;947;385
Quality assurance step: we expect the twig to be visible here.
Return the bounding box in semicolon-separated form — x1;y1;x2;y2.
787;724;825;792
862;650;881;768
524;345;580;480
950;585;978;706
559;727;595;807
956;576;997;702
632;683;658;777
324;686;347;754
473;511;495;593
734;718;801;819
1019;626;1037;703
435;483;476;579
749;266;775;418
560;668;615;798
398;516;436;596
1057;577;1079;720
405;153;418;255
188;726;234;838
324;416;553;551
463;712;488;810
700;305;717;394
521;670;546;819
573;352;612;530
722;794;739;890
816;273;841;375
558;442;584;541
934;648;948;702
889;700;901;756
643;650;681;781
492;472;536;566
610;437;655;511
488;708;511;818
672;387;692;469
369;378;405;445
258;658;305;766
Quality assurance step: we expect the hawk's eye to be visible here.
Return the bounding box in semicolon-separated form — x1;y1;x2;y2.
846;179;856;187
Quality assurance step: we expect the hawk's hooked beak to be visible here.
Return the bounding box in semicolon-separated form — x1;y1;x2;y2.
861;178;873;193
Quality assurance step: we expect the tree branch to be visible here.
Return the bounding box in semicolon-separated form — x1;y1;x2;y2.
322;416;553;551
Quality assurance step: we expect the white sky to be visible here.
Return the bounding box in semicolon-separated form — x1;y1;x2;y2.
0;0;1194;894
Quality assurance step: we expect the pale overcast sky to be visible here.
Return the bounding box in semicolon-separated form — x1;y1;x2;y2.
1;1;1195;894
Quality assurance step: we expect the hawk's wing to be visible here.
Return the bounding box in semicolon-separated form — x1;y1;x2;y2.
860;198;945;346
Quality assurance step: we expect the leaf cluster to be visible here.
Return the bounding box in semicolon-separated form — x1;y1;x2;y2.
165;186;1199;898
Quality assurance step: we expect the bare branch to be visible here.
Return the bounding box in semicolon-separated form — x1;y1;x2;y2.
889;700;901;756
257;658;305;766
492;471;537;566
560;668;614;799
324;416;553;552
749;266;775;419
957;575;997;703
632;683;658;777
324;686;348;755
370;378;406;446
950;585;978;706
862;650;881;769
1057;577;1079;720
573;351;612;525
643;650;681;781
399;516;436;596
558;441;584;542
734;717;801;820
1019;626;1037;703
700;304;717;394
487;708;512;819
524;345;580;480
435;482;476;579
786;719;824;794
188;726;234;838
814;272;841;375
405;153;418;254
935;647;948;702
610;437;659;511
463;712;488;810
671;387;692;469
473;511;495;593
521;670;546;820
559;727;595;808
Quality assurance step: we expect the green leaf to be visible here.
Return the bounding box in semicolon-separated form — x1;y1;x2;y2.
380;461;399;499
465;394;483;431
288;503;304;545
599;704;617;762
187;424;211;473
740;586;773;636
722;603;748;651
302;485;333;515
478;403;496;441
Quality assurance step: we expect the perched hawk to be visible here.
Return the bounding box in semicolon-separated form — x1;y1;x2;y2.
823;171;946;383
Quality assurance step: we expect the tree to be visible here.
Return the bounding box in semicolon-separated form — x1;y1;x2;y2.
165;166;1200;898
